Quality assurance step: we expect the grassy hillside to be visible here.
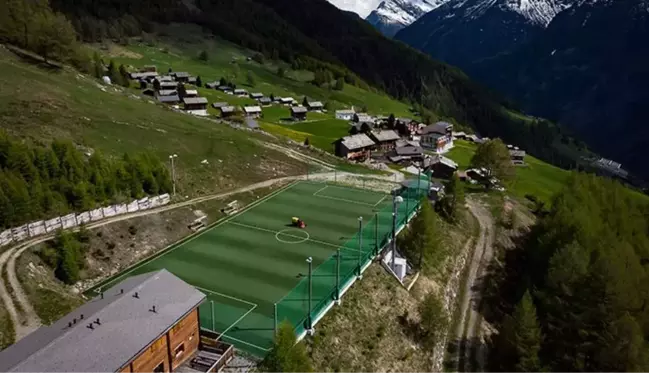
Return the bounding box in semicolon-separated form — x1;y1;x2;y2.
446;140;571;203
95;29;418;153
0;45;307;197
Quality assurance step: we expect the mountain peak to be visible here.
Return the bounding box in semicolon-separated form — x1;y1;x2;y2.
366;0;450;36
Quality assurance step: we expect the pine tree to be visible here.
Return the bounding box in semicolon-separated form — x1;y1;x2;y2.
259;322;313;372
302;96;308;107
107;60;121;85
118;64;130;87
512;291;542;372
440;174;464;221
401;198;440;271
418;292;447;348
334;77;344;90
92;52;103;78
277;67;285;78
387;113;395;129
198;50;208;61
196;75;202;87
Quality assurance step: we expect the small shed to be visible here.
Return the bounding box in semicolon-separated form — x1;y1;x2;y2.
250;92;264;99
243;105;262;118
307;101;324;111
171;72;191;82
219;106;237;118
211;102;228;109
234;89;249;96
259;97;272;106
291;106;308;121
183;97;208;111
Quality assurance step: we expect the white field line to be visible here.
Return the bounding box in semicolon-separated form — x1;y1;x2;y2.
226;220;364;254
312;185;329;196
221;334;271;352
194;286;257;307
93;182;300;294
373;194;388;207
219;304;258;338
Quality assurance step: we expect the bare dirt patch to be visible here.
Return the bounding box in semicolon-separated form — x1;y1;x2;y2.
104;44;143;59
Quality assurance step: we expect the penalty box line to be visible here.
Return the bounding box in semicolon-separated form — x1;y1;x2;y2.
313;185;387;207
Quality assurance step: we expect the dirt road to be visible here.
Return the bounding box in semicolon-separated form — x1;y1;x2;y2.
453;198;495;372
0;169;402;342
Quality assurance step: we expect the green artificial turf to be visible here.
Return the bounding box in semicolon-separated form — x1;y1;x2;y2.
87;181;420;355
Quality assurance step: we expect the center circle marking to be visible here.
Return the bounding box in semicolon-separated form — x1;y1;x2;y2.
275;229;310;244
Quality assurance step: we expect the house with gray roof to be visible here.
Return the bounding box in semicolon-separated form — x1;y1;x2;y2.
419;121;454;153
219;106;237;118
243;105;262;118
183;97;208;116
368;130;401;152
335;109;355;120
306;101;324;111
334;134;375;160
424;155;458;179
291;106;308;121
0;269;207;372
250;92;264;99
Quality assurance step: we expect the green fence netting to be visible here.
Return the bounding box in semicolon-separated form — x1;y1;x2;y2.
275;182;424;336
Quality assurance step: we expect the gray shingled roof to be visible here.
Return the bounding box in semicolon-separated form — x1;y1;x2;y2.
370;130;400;142
172;72;190;78
308;101;323;108
183;97;208;105
243;105;262;113
158;95;180;103
336;109;355;115
259;97;272;104
250;92;263;98
425;155;458;169
339;134;375;150
420;121;452;135
291;106;308;114
160;82;178;89
0;269;205;372
211;102;228;108
395;145;424;156
220;106;236;113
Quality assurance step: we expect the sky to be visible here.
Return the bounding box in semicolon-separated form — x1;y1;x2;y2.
326;0;383;17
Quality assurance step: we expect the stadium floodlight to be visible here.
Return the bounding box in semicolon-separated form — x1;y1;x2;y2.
169;154;178;196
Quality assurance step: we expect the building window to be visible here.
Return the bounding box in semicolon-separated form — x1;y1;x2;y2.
153;362;164;373
174;343;185;359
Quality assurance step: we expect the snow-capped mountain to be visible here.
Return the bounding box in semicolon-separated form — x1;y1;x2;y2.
395;0;578;69
366;0;449;36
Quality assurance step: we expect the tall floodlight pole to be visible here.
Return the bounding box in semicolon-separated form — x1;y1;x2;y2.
273;303;278;335
357;216;363;277
374;212;379;257
392;196;403;271
335;249;341;305
306;256;313;334
169;154;178;196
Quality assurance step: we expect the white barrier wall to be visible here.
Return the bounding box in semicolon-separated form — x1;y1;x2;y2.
102;206;117;218
90;208;104;222
12;225;29;241
127;200;139;213
0;193;171;246
115;204;128;215
159;194;170;205
137;197;151;210
76;211;91;225
28;221;46;237
61;214;77;229
0;230;13;246
45;217;62;233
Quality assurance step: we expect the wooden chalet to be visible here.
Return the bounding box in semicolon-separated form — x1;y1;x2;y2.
368;130;400;152
291;106;308;121
242;105;262;118
334;134;375;160
0;270;234;373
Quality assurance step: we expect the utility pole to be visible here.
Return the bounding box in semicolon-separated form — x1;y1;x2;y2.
306;256;314;335
169;154;178;196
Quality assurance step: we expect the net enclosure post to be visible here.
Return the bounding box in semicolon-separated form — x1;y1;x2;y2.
306;256;314;334
210;300;215;332
374;212;379;257
357;217;363;277
274;303;278;335
335;248;341;305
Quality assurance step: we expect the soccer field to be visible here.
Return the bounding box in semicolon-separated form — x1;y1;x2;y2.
88;181;420;355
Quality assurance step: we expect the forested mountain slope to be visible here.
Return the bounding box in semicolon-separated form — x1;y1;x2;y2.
49;0;578;168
